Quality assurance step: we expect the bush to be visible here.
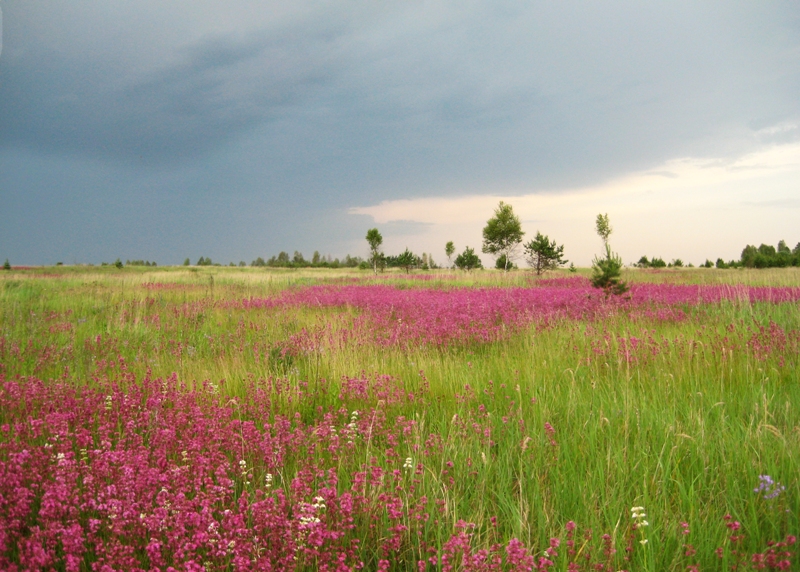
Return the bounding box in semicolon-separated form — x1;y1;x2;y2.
2;259;10;271
455;247;483;271
591;245;628;296
495;254;516;270
522;232;567;275
650;257;667;268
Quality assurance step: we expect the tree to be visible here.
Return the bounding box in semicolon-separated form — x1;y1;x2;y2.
183;258;190;266
495;255;516;270
454;247;482;271
366;228;383;275
482;201;524;271
3;259;10;271
523;232;567;275
650;257;666;268
445;241;455;268
395;248;419;273
590;214;628;296
591;245;628;295
595;213;612;245
114;258;123;269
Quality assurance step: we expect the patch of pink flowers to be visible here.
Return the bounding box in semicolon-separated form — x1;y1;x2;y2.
235;281;800;347
0;373;556;571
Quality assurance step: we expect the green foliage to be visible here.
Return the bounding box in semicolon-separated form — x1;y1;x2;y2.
495;254;516;270
454;246;482;271
670;258;684;267
482;201;524;271
595;213;612;244
568;262;577;273
591;214;627;295
445;241;455;268
126;260;157;267
635;256;667;268
2;259;10;271
392;248;420;273
522;232;567;275
741;240;800;268
114;258;123;269
183;258;190;266
366;228;383;275
591;245;628;295
702;259;714;268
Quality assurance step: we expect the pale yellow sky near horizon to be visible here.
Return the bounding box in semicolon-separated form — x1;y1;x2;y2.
350;141;800;267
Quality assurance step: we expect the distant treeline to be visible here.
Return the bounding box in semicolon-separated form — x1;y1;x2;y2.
250;251;365;269
637;240;800;270
249;250;438;272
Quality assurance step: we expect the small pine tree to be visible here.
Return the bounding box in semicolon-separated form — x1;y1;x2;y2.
591;245;628;296
590;214;628;296
454;247;482;271
522;232;567;275
3;259;11;270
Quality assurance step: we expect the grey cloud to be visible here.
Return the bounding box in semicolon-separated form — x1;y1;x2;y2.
2;1;800;264
0;21;346;163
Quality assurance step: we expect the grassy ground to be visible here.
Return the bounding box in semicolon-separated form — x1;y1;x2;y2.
1;266;798;570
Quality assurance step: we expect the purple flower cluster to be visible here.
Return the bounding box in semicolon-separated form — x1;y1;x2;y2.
236;282;800;348
754;475;786;500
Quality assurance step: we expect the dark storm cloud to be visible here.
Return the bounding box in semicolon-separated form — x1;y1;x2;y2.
1;1;800;264
0;17;345;162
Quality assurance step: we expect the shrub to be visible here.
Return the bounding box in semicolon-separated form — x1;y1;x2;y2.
495;254;516;270
522;232;567;275
591;245;628;295
455;247;483;271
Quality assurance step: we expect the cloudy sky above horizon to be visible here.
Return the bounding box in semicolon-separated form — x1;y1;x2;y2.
1;1;799;266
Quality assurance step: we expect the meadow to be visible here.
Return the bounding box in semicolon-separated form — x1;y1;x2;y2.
1;265;798;571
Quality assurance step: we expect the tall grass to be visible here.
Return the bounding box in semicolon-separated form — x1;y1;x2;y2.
0;267;797;570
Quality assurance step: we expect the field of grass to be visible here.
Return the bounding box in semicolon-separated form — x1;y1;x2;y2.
1;265;798;571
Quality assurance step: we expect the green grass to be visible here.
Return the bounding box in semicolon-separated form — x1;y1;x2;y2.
1;265;798;570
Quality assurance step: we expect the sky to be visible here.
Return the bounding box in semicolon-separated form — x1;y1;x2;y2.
1;1;799;267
